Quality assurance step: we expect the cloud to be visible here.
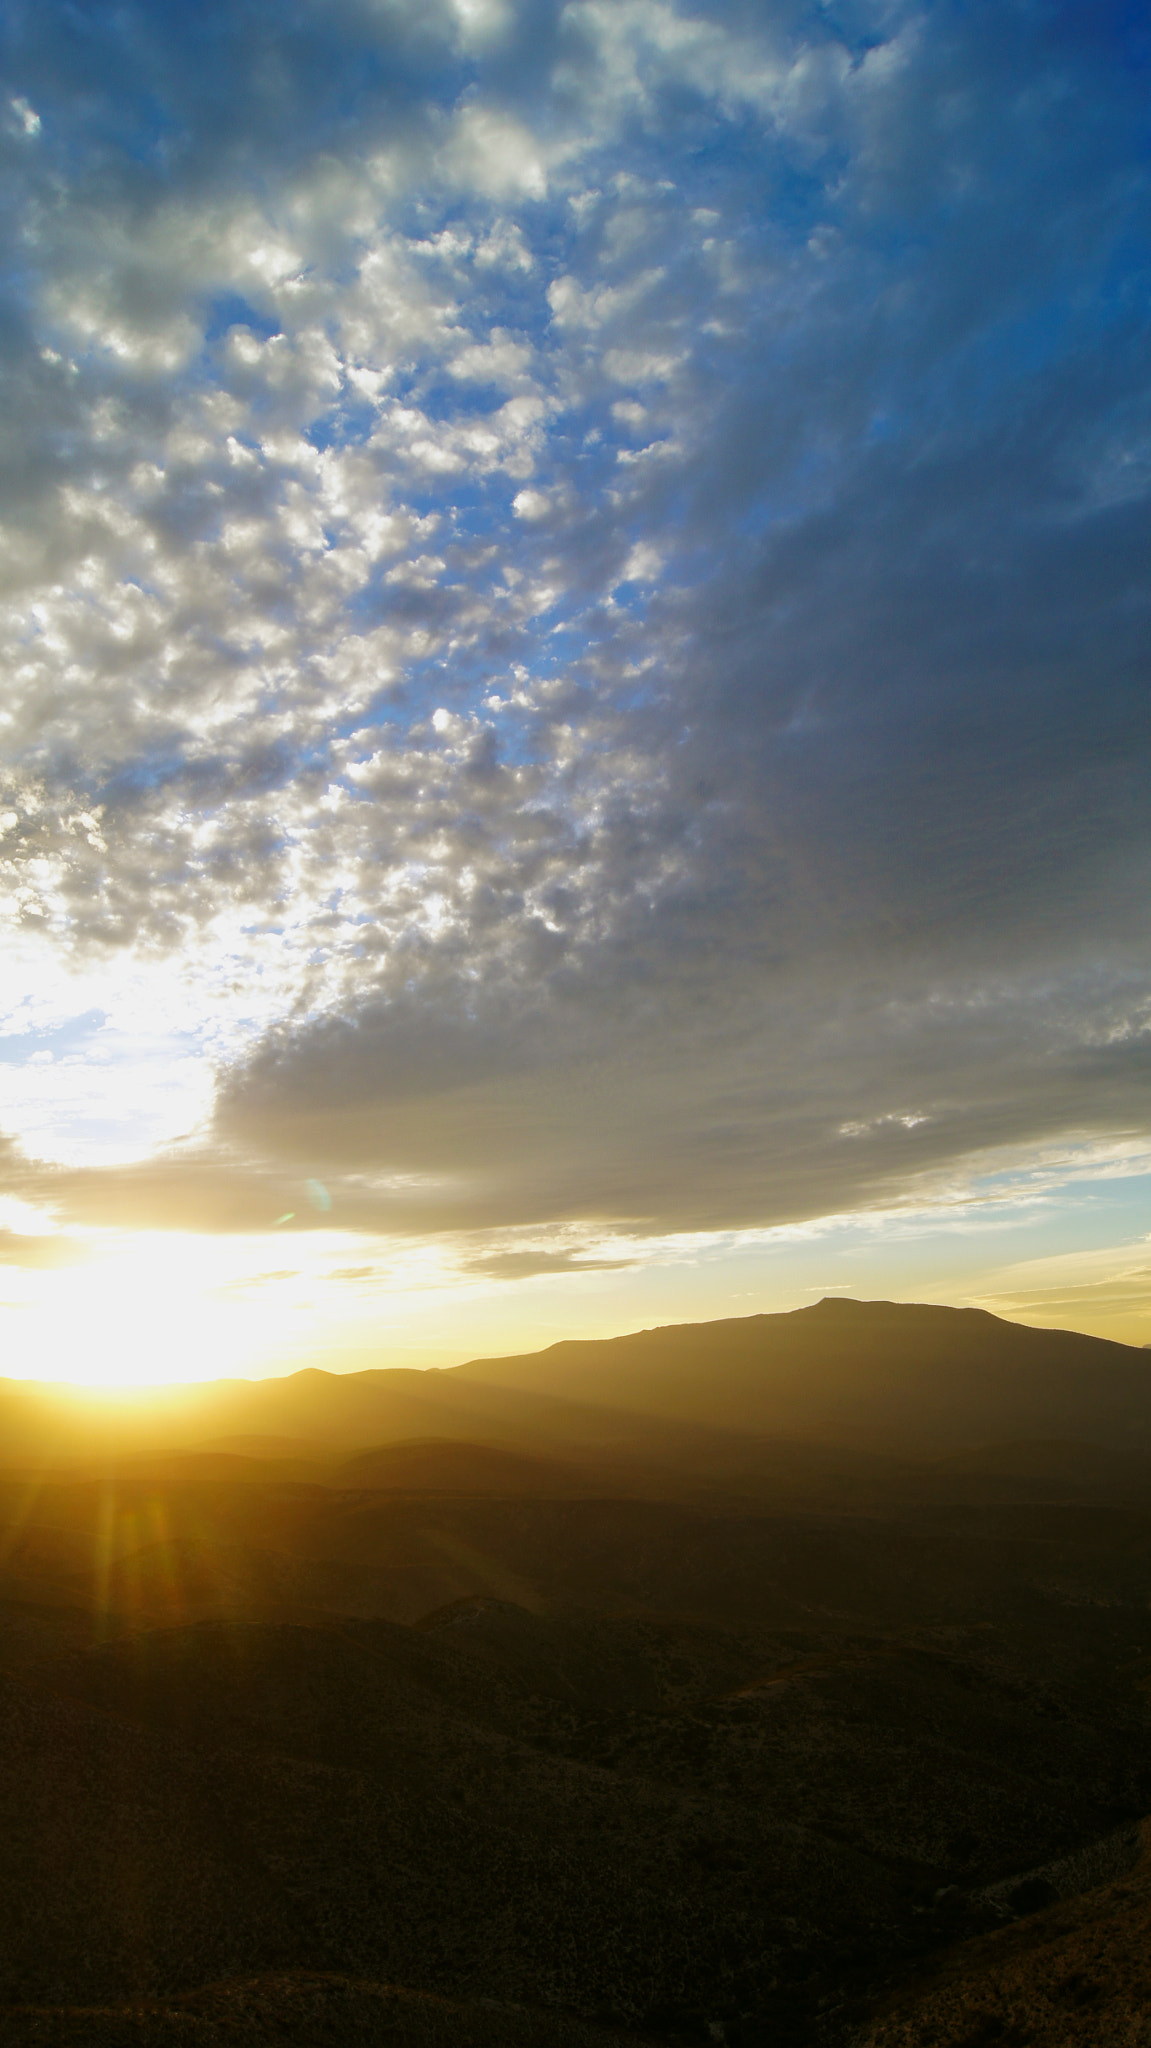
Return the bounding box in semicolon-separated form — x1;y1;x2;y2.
464;1249;637;1279
0;0;1147;1267
0;1228;88;1270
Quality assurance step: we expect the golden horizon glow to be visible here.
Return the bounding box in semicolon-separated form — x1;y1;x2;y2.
0;1233;307;1390
1;2;1148;1435
0;1224;555;1389
2;1177;1151;1397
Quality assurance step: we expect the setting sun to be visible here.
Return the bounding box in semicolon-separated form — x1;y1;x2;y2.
2;1234;297;1389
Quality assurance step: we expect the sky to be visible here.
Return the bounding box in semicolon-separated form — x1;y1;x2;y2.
1;0;1150;1387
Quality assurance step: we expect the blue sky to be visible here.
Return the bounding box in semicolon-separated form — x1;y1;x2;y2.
0;0;1149;1380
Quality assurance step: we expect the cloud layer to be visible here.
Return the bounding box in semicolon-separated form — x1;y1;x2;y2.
1;0;1149;1263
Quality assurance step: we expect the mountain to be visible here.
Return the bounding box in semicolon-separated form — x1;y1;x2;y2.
3;1297;1151;2044
451;1297;1151;1452
5;1299;1151;1473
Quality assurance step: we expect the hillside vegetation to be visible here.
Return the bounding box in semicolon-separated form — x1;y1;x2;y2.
1;1300;1150;2045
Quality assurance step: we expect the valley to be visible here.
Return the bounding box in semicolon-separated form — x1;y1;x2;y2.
1;1301;1150;2045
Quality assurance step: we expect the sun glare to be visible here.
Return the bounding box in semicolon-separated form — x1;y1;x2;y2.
0;1228;484;1389
3;1234;311;1390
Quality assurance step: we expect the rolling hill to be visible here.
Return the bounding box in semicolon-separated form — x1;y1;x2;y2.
2;1296;1151;2044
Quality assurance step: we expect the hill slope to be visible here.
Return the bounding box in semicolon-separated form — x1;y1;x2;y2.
2;1298;1151;2046
451;1297;1151;1452
4;1298;1151;1473
333;1439;585;1494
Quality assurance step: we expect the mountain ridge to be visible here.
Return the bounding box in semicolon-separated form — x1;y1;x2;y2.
2;1297;1149;1468
447;1296;1151;1451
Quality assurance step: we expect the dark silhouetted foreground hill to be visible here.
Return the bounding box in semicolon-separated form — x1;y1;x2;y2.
857;1816;1151;2047
2;1300;1151;2044
2;1468;1151;2042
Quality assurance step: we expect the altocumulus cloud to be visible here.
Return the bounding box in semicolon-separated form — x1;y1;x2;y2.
0;0;1149;1252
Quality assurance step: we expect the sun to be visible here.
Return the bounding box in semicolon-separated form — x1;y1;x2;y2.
5;1233;307;1390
